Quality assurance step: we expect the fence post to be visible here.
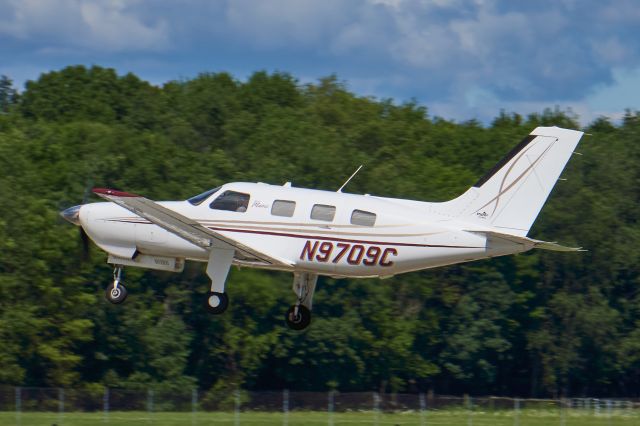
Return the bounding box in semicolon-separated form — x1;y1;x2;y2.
15;386;21;426
514;398;520;426
58;388;64;425
559;398;565;426
147;388;154;422
103;387;109;423
283;389;289;426
191;388;198;426
419;392;426;426
328;390;334;426
606;400;612;426
234;389;240;426
373;392;380;426
465;394;473;426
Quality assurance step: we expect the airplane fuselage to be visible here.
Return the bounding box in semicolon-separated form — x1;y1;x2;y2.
79;182;529;278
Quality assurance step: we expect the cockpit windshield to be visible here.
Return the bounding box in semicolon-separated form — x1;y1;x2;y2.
187;186;221;206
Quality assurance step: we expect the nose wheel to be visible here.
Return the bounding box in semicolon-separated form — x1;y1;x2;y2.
105;266;128;304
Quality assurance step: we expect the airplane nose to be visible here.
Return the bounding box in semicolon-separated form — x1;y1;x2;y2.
60;205;82;226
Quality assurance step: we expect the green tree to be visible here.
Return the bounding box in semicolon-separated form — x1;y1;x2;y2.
0;75;18;113
1;65;639;397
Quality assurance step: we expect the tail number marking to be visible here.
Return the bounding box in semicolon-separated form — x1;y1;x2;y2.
300;241;397;267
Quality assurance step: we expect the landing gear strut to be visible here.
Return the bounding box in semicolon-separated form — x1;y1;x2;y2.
285;273;317;330
105;265;128;304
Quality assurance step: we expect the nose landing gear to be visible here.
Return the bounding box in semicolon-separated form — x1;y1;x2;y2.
105;265;128;304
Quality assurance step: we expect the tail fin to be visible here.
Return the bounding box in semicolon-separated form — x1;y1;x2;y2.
437;126;584;236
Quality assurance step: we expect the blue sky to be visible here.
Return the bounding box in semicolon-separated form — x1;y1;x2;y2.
1;0;639;125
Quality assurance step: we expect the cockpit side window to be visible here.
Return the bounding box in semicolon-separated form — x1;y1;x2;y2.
187;186;221;206
210;191;250;212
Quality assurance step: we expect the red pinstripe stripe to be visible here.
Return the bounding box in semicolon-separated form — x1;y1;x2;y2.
205;226;481;249
106;219;483;249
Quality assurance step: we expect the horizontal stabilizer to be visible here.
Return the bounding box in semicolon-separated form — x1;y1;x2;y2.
468;230;582;252
529;239;584;252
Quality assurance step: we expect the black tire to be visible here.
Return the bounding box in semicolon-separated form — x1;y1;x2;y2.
105;282;128;304
285;305;311;330
205;292;229;314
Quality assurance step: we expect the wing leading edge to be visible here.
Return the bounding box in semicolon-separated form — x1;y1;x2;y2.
92;188;294;267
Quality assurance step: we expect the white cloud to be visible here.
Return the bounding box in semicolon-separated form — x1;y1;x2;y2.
224;0;351;49
216;0;640;122
586;68;640;112
1;0;639;125
0;0;80;40
79;1;169;51
427;69;640;127
0;0;169;51
590;38;630;66
598;0;640;25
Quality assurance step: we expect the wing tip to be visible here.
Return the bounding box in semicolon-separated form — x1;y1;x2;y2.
93;188;139;198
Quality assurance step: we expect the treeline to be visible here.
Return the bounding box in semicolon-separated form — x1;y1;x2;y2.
0;66;639;399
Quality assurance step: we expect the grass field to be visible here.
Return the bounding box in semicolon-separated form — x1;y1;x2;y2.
1;409;639;426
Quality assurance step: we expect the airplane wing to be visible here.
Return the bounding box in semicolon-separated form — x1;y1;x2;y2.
468;230;584;252
93;188;294;267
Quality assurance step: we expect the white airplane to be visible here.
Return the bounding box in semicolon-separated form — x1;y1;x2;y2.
61;126;584;330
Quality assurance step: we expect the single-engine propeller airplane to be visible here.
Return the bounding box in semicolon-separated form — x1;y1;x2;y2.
61;126;584;330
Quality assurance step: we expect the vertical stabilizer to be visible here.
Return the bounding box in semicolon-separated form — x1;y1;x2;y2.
438;127;584;236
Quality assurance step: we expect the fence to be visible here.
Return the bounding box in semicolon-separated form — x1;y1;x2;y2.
1;385;639;425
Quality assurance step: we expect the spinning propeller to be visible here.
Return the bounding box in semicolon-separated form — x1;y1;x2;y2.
60;182;93;260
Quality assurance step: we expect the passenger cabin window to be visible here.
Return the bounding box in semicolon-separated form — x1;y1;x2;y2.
188;186;221;206
210;191;250;212
351;209;376;227
311;204;336;222
271;200;296;217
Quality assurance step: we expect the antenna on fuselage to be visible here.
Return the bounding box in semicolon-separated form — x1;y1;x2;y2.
337;165;363;193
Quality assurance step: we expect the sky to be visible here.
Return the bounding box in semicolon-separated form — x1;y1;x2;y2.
1;0;639;125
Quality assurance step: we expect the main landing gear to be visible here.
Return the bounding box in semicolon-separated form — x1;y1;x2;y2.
203;247;234;315
285;273;317;331
105;265;128;304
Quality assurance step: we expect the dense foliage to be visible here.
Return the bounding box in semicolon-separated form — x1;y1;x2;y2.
1;66;639;398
